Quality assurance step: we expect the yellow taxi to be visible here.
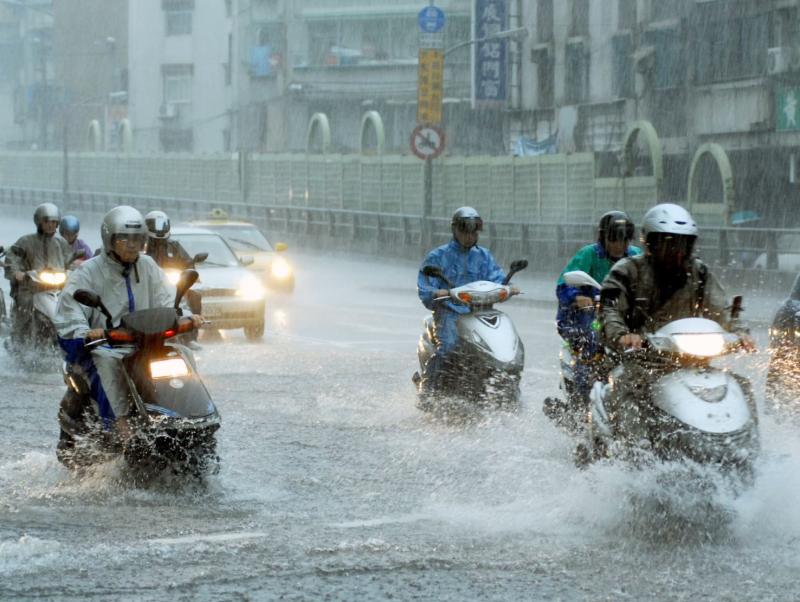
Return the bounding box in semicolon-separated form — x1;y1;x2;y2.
191;210;295;293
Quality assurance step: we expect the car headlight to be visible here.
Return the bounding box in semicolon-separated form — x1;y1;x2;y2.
237;274;266;300
164;269;181;285
270;256;292;279
40;271;66;285
150;357;189;379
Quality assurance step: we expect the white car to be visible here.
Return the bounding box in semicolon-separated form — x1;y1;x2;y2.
752;233;800;272
170;227;267;340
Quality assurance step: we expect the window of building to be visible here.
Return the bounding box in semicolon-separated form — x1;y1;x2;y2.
537;51;554;107
0;23;20;83
612;32;634;98
251;23;281;77
160;127;193;152
162;64;193;105
307;16;438;66
225;33;232;85
565;40;589;104
163;0;194;36
618;0;637;31
694;7;770;84
570;0;589;38
537;0;554;43
650;0;685;23
644;25;684;89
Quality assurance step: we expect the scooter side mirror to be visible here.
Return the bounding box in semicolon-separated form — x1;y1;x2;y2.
731;295;744;320
74;288;114;328
563;270;603;290
422;265;454;288
509;259;528;273
192;252;208;265
174;269;199;309
74;289;101;308
503;259;529;284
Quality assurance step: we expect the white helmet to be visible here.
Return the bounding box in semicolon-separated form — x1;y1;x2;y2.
100;205;147;253
145;210;170;240
33;202;60;228
641;203;698;238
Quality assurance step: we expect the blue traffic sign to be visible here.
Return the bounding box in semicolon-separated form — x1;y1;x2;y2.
418;6;445;33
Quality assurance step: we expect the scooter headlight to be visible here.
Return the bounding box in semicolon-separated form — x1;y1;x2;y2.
40;271;66;285
150;357;189;379
164;269;181;285
671;333;726;357
270;256;292;279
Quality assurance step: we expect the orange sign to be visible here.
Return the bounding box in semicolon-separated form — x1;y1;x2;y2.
417;48;444;125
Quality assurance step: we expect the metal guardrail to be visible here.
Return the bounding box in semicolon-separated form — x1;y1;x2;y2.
0;185;796;278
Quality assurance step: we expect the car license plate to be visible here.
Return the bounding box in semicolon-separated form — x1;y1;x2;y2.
203;305;222;319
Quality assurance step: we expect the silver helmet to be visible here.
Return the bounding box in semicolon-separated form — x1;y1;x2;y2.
145;210;170;240
641;203;698;238
33;203;60;228
100;205;147;253
451;206;483;233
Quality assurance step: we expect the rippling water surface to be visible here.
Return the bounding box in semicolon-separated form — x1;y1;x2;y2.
2;245;799;600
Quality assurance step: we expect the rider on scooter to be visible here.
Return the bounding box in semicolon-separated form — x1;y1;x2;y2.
54;206;203;437
417;206;518;398
551;211;641;410
5;203;72;347
599;203;752;442
59;215;94;265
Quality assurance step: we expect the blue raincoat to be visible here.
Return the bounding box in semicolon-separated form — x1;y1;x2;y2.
417;240;506;385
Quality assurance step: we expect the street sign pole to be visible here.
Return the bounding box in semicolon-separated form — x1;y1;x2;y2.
416;4;446;251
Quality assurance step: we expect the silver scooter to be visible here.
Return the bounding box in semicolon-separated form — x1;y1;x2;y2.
577;298;759;476
413;260;527;411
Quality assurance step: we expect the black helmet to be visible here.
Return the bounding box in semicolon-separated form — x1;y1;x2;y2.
597;210;634;246
451;206;483;234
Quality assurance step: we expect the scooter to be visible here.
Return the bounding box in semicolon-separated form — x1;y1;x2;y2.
5;249;84;353
56;269;221;477
577;307;759;479
413;259;527;411
543;270;605;433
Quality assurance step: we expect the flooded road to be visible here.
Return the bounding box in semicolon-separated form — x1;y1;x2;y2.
2;245;800;600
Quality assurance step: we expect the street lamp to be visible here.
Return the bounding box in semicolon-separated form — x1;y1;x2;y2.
444;26;529;57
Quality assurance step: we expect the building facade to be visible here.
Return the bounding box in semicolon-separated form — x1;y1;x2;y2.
128;0;235;153
521;0;800;225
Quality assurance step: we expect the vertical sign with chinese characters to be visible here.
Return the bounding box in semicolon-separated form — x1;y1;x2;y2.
417;49;444;125
472;0;508;107
417;5;445;126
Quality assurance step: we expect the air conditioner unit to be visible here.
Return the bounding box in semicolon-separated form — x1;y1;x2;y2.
158;102;178;119
768;47;796;75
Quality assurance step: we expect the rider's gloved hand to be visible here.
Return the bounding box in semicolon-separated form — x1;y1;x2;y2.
510;286;520;296
86;328;105;341
14;271;24;283
618;333;643;350
574;295;593;309
739;333;757;352
434;289;449;299
190;314;204;329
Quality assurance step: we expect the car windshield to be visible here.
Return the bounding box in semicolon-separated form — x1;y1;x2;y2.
171;233;239;267
206;224;273;252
